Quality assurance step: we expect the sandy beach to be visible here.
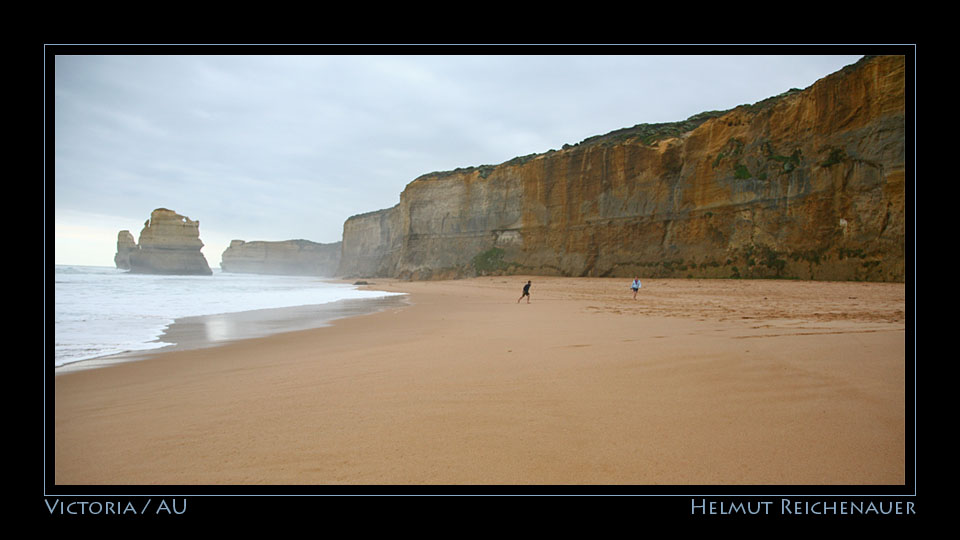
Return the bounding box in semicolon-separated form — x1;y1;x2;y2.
53;276;907;486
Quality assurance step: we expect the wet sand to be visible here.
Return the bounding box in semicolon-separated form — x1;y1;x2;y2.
52;277;907;486
55;295;410;374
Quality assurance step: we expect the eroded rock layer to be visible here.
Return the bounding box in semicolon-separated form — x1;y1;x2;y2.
116;208;213;275
114;230;137;270
339;55;906;282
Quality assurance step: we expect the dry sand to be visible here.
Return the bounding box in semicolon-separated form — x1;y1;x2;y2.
53;277;907;486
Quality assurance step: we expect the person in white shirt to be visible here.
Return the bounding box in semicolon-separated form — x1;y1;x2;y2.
631;277;642;300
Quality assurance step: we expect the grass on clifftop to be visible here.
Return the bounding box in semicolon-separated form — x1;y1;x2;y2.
419;70;855;181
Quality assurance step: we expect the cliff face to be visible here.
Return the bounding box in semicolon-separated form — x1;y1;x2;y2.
221;239;341;276
337;206;402;278
117;208;213;275
339;55;906;282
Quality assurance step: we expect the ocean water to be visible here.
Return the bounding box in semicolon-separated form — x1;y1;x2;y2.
51;265;404;369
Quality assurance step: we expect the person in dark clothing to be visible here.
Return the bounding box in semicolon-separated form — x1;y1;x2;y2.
517;280;531;304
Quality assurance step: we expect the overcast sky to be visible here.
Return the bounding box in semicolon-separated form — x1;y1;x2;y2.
51;51;865;267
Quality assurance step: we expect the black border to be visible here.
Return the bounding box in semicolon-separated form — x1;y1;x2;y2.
44;43;917;525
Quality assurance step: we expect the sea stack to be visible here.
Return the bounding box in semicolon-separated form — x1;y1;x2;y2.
114;230;137;270
115;208;213;275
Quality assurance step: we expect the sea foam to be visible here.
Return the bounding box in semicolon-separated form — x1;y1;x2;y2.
52;266;403;367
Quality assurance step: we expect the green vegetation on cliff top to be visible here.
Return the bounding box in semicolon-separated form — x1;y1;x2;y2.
420;56;868;181
421;91;806;181
420;110;730;180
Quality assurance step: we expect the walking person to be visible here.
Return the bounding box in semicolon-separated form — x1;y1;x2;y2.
517;280;532;304
631;277;642;300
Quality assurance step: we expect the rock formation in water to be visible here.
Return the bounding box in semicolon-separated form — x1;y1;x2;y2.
220;239;341;276
339;55;906;282
114;230;137;270
115;208;213;275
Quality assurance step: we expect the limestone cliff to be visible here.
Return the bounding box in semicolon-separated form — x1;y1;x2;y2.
221;239;341;276
116;208;213;275
339;55;906;282
337;206;402;278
